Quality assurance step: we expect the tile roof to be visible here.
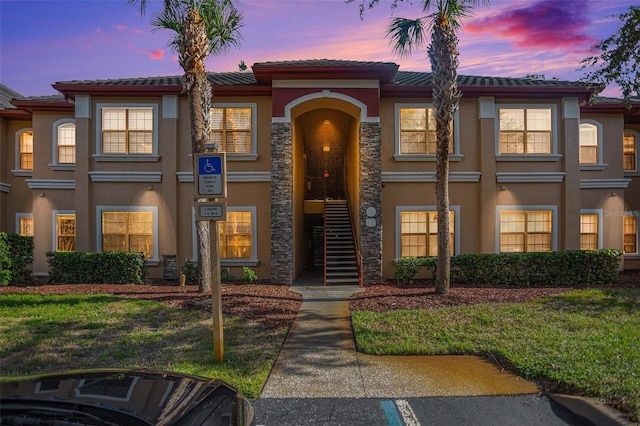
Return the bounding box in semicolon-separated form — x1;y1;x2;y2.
253;59;398;67
54;75;184;87
393;71;590;89
0;84;25;110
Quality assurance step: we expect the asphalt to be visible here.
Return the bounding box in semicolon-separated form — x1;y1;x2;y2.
256;273;633;426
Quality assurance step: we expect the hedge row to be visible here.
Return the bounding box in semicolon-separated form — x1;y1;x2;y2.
47;251;146;284
0;233;34;286
394;250;623;286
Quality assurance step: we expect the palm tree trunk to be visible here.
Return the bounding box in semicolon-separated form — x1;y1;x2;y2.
429;16;460;295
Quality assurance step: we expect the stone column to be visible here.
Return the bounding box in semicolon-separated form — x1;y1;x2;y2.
359;121;383;284
270;122;294;284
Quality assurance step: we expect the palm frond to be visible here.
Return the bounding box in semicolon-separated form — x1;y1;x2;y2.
201;0;244;55
386;17;428;58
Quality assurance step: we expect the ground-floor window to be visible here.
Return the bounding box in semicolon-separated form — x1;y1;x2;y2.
498;208;555;252
580;212;600;250
16;213;33;236
624;215;638;254
219;209;255;260
396;207;456;258
55;212;76;252
98;207;157;259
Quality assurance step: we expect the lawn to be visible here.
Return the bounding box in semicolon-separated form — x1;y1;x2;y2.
0;292;289;398
352;288;640;421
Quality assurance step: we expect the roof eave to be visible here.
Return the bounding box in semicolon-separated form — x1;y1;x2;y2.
381;85;595;101
52;83;184;99
252;63;399;84
11;99;74;113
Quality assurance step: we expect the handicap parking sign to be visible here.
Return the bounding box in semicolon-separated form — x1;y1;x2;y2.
195;153;226;198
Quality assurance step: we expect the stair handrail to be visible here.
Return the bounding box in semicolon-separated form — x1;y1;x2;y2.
323;198;327;286
345;191;363;287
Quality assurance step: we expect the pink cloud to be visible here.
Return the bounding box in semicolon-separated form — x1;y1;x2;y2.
149;50;164;60
466;0;598;52
116;24;128;31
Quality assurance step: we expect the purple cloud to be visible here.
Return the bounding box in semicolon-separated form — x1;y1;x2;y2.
466;0;598;53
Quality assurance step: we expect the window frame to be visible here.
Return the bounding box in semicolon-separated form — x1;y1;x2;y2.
395;205;460;259
495;104;560;161
210;103;258;161
51;119;76;170
624;130;639;175
394;103;461;161
13;129;34;176
96;206;159;265
580;209;603;250
579;120;605;170
623;214;639;256
95;103;159;162
16;213;34;236
52;210;76;252
496;206;558;253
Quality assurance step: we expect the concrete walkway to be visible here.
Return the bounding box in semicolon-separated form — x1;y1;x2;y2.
260;285;538;399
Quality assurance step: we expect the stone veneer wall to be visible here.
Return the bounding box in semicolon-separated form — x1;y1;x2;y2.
359;121;383;284
270;122;294;284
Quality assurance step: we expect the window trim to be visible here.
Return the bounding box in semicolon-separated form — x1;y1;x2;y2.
50;119;76;170
495;104;560;161
211;103;258;161
580;209;603;250
624;129;640;176
52;210;76;252
496;205;558;253
394;205;461;259
579;120;606;170
16;213;34;236
393;103;462;161
623;214;639;258
96;206;159;265
95;103;159;162
12;128;34;176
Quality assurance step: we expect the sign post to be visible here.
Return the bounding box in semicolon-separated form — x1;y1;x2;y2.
194;152;226;363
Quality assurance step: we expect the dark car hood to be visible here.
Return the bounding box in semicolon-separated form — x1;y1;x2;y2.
0;369;253;425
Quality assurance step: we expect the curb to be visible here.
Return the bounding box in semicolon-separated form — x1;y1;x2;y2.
551;394;637;426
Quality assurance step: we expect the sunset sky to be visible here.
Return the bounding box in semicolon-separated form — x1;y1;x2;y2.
0;0;635;97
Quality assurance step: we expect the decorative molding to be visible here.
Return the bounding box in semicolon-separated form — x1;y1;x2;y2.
89;171;162;182
11;170;32;177
580;164;607;171
176;171;271;183
93;154;161;162
0;182;11;193
496;172;565;183
393;154;463;162
26;179;75;189
381;171;481;183
48;164;76;171
580;179;631;189
496;154;562;162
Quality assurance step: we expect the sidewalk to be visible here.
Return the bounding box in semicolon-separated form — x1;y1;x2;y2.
259;282;632;425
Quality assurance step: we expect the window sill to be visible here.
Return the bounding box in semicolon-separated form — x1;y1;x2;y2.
49;164;76;171
580;164;607;171
94;154;160;162
145;258;161;267
221;259;259;267
227;153;259;161
11;170;33;177
393;154;463;162
624;171;640;177
496;154;562;162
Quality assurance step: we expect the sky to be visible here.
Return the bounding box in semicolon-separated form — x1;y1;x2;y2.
0;0;635;97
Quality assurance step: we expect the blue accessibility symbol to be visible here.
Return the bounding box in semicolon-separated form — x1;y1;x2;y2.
198;155;222;175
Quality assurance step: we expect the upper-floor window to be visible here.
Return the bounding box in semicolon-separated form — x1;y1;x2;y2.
624;216;638;255
102;107;153;155
209;104;257;159
579;123;597;164
498;208;556;253
55;212;76;252
55;121;76;164
624;132;637;171
499;108;552;154
19;130;33;170
394;104;460;161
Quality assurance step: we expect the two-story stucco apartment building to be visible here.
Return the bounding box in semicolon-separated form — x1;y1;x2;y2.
1;60;639;285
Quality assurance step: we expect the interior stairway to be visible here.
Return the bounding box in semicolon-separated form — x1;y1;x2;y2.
324;200;360;285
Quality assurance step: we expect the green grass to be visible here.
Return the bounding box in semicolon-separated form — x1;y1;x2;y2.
0;293;287;398
352;288;640;420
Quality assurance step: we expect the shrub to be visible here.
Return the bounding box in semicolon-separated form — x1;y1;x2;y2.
181;258;199;285
0;233;34;286
395;250;622;286
47;251;145;284
241;266;258;284
221;267;235;284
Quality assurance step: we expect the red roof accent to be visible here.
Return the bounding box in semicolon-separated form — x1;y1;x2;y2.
252;60;399;84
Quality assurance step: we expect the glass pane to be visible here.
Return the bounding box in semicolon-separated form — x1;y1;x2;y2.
527;233;551;252
580;235;597;250
129;132;153;154
103;235;126;252
527;211;551;233
20;131;33;152
580;214;598;234
527;109;551;131
129;235;153;258
58;146;75;164
128;108;153;131
400;131;427;154
580;146;597;164
500;212;525;233
210;108;224;130
499;109;524;131
401;212;426;234
526;132;551;153
400;108;427;130
102;109;126;131
219;211;253;259
623;216;638;254
499;132;524;154
103;132;126;154
128;212;153;234
226;108;252;130
401;235;426;257
58;124;76;146
580;124;597;146
20;217;33;236
500;234;524;252
624;133;636;171
225;131;251;154
103;212;127;234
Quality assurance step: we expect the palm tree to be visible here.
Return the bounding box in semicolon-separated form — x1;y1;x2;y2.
355;0;487;294
129;0;242;293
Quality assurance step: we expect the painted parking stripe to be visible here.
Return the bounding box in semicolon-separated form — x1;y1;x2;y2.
380;400;403;426
396;399;420;426
380;399;421;426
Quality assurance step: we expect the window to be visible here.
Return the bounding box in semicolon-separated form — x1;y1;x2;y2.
624;132;637;171
396;207;458;258
579;123;597;164
101;107;153;155
56;122;76;164
55;213;76;252
395;105;458;159
499;108;552;154
17;214;33;236
19;130;33;170
499;210;553;252
100;209;156;258
210;106;254;154
624;216;638;254
580;214;599;250
219;211;253;259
